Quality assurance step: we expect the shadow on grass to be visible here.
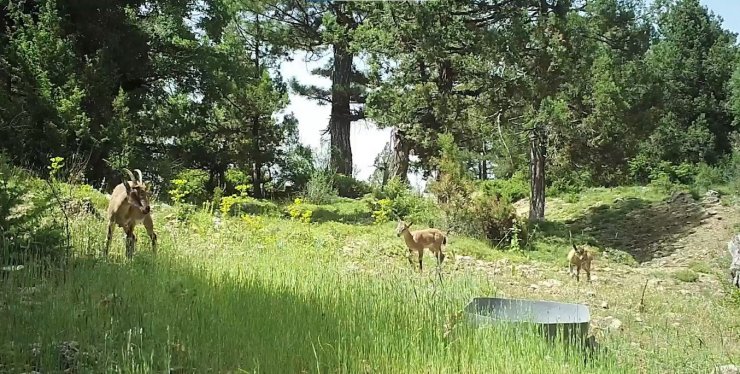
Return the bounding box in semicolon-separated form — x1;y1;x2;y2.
536;193;707;263
0;255;345;373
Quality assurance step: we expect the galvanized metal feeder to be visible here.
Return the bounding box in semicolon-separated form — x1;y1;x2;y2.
463;297;591;345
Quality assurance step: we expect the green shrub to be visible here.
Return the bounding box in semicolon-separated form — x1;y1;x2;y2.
237;199;281;216
370;198;393;224
69;184;108;210
428;133;522;248
225;168;250;191
693;163;724;190
470;189;527;248
303;170;338;205
673;269;699;283
367;178;440;226
672;162;696;185
0;166;65;262
547;169;590;196
628;153;654;184
333;174;370;199
218;184;258;217
648;172;679;195
212;186;224;211
478;171;529;202
170;169;209;205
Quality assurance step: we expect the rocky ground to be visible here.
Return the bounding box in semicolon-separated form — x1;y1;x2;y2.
344;189;739;372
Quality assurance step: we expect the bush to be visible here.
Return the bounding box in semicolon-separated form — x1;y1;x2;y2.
0;164;65;263
333;174;370;199
548;168;590;196
478;171;529;202
169;169;209;205
428;133;523;248
367;178;440;226
69;184;108;210
628;153;654;184
237;199;281;216
693;163;724;190
303;170;338;204
225;168;250;191
469;193;517;245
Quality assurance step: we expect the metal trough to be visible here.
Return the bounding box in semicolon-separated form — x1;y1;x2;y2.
463;297;591;344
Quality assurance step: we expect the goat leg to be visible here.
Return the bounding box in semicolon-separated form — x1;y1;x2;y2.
104;222;114;257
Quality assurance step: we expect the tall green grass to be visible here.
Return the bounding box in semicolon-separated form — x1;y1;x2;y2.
0;213;628;373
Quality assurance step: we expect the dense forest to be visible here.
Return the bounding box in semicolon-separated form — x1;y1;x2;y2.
2;0;740;224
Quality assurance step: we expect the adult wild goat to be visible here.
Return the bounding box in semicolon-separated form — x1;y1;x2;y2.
104;168;157;258
395;219;447;272
567;243;594;282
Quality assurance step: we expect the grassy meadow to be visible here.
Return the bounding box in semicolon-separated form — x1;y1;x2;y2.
1;180;739;373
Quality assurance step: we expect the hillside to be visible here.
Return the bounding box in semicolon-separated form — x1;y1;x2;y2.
1;173;739;373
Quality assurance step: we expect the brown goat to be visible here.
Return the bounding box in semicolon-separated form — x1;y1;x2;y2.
395;219;447;272
567;243;594;282
104;168;157;258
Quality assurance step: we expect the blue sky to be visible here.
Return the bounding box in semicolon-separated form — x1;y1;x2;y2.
278;0;740;187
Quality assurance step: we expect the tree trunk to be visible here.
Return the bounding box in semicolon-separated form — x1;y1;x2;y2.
252;123;263;198
391;128;410;183
529;126;546;221
329;41;354;176
251;15;264;198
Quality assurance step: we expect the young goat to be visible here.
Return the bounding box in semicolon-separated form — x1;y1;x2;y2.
567;243;594;282
395;219;447;272
104;168;157;259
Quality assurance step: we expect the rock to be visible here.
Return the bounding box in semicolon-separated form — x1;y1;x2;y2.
634;316;644;323
707;210;718;217
600;301;609;309
703;190;721;205
602;316;623;332
57;341;79;371
715;365;740;374
456;255;473;262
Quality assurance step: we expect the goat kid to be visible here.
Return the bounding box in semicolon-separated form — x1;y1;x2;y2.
105;168;157;259
395;219;447;272
567;244;594;282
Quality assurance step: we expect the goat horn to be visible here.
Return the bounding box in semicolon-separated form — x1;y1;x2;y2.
123;168;135;182
134;169;143;182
